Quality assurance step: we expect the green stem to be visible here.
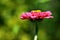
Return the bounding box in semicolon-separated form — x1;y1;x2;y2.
35;21;38;35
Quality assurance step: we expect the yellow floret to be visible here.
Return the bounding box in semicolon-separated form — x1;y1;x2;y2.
32;10;41;12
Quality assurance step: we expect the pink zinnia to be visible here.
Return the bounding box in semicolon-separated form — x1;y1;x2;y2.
20;10;53;20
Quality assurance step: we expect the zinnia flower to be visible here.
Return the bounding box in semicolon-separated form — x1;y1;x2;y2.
20;10;53;20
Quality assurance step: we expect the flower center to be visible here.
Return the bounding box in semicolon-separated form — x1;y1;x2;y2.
31;10;41;12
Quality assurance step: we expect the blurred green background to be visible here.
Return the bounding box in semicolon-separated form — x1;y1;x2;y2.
0;0;60;40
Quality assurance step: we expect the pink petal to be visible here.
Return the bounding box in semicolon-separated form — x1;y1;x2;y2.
30;16;36;19
26;12;32;17
45;16;54;18
46;11;52;15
